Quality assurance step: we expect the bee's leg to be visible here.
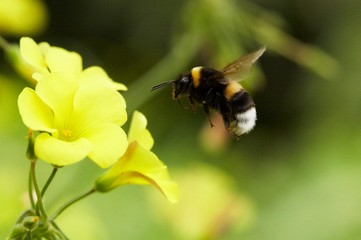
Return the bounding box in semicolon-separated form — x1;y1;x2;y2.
202;103;214;128
188;96;197;112
177;98;188;109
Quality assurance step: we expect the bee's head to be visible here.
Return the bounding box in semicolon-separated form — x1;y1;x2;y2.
173;74;191;99
150;72;192;100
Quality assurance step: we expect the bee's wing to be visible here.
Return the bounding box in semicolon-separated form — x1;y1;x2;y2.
219;47;266;83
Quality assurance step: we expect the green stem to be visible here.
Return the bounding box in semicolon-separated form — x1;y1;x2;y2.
41;167;58;197
50;188;96;221
51;221;70;240
14;209;35;224
28;167;36;209
30;160;47;220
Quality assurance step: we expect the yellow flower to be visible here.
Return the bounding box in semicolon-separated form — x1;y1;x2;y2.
18;72;128;168
16;37;131;167
95;111;178;203
0;0;48;35
19;37;127;91
16;38;131;168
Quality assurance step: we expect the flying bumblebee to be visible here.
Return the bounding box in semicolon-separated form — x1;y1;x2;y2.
151;47;266;137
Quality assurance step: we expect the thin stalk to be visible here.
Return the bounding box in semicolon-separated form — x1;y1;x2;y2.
50;188;96;221
14;209;35;224
30;160;47;220
28;167;36;209
41;167;58;197
51;221;70;240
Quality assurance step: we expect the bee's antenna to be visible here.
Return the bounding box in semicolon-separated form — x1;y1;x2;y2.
151;80;175;91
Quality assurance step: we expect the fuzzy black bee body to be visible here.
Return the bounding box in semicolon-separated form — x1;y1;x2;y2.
151;47;266;137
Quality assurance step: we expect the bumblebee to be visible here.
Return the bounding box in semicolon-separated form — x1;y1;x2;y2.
151;47;266;137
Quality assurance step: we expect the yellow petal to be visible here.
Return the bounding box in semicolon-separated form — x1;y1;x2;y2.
35;73;78;120
35;133;92;166
32;72;44;81
45;46;82;76
20;37;48;76
128;111;154;150
38;42;51;55
95;142;178;203
73;81;127;128
81;66;128;91
18;87;56;133
83;124;128;168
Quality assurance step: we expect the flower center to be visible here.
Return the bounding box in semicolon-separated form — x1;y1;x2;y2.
62;129;73;140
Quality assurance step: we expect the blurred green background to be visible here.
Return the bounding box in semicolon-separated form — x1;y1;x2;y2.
1;0;361;239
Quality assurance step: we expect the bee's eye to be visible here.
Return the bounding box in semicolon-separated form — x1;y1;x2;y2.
177;76;189;90
173;76;190;97
180;76;189;84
